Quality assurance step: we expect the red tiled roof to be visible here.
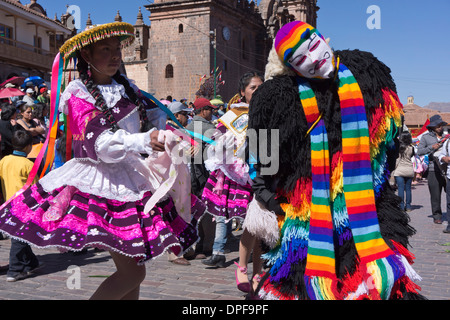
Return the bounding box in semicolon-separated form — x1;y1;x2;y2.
403;103;450;127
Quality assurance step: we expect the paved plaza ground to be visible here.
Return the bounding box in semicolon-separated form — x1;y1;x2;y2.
0;179;448;302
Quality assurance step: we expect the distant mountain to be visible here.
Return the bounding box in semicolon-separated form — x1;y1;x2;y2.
423;102;450;112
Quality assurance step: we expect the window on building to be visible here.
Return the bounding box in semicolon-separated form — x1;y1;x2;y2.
178;24;183;33
223;59;228;71
242;39;248;60
0;24;13;45
165;64;174;78
50;33;66;53
34;36;42;54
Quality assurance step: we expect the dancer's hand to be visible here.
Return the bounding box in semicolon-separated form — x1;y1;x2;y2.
187;145;200;157
267;196;286;217
150;130;165;152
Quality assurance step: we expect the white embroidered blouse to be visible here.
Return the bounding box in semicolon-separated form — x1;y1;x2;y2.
39;78;166;202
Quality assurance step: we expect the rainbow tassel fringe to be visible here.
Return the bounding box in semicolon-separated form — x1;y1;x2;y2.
258;61;421;300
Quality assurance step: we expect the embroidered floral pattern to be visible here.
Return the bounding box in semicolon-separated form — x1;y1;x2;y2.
5;218;16;226
37;232;55;241
0;183;205;265
132;241;144;247
88;228;100;236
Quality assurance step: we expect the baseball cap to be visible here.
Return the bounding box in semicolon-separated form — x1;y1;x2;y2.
168;101;192;114
210;98;224;106
15;100;27;107
193;97;218;110
26;88;34;94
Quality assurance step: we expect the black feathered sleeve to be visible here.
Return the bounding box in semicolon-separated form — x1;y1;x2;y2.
337;49;415;248
248;75;311;193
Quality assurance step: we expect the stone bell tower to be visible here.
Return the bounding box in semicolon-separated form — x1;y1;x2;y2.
259;0;319;40
145;0;266;102
122;8;150;90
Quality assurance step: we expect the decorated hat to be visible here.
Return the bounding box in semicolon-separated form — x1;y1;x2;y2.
28;22;135;182
210;98;224;106
59;22;135;60
275;21;325;64
168;101;192;114
427;114;448;129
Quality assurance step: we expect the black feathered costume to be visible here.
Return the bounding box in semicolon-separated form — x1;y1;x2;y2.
245;21;425;300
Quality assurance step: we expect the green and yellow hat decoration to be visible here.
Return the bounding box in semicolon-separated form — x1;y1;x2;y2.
59;22;135;60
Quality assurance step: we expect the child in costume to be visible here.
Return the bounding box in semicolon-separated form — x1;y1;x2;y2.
246;21;425;300
201;72;265;296
0;22;204;299
0;130;41;282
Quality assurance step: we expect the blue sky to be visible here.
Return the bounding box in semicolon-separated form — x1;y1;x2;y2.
317;0;450;107
42;0;450;107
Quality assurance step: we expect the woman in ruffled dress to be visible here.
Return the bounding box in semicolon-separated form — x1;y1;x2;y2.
201;72;264;297
0;22;205;300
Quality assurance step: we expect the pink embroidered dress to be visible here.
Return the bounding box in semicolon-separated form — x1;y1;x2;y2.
201;104;253;221
0;78;205;263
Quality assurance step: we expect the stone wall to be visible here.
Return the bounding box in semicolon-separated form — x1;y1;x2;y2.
145;0;267;103
124;61;149;93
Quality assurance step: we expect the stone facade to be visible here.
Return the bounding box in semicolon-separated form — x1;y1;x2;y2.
121;8;149;91
259;0;318;40
1;0;318;102
144;0;265;102
134;0;318;103
0;0;73;83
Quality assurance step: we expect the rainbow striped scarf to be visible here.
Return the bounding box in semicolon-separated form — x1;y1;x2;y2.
301;63;394;279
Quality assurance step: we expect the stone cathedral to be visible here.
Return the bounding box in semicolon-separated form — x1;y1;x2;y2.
122;0;319;102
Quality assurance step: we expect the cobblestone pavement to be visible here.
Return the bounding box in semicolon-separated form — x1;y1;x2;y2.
0;180;448;300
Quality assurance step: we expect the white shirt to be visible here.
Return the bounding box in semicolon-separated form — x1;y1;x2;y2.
437;139;450;179
40;78;165;202
22;94;35;106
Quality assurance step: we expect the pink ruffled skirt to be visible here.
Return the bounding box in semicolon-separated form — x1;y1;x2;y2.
202;170;252;220
0;183;205;264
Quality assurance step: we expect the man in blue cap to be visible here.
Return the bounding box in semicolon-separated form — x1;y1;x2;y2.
15;100;27;109
167;101;192;128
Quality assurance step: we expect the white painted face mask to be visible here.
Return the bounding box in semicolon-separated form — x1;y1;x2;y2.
287;32;335;79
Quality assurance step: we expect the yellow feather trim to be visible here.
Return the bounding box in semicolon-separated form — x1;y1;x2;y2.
330;156;344;201
280;201;310;222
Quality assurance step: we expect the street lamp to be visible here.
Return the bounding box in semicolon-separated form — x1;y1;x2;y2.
210;29;217;98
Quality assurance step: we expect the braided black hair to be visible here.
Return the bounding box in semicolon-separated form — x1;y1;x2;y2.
112;72;152;132
76;52;120;132
398;131;413;159
76;51;151;133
